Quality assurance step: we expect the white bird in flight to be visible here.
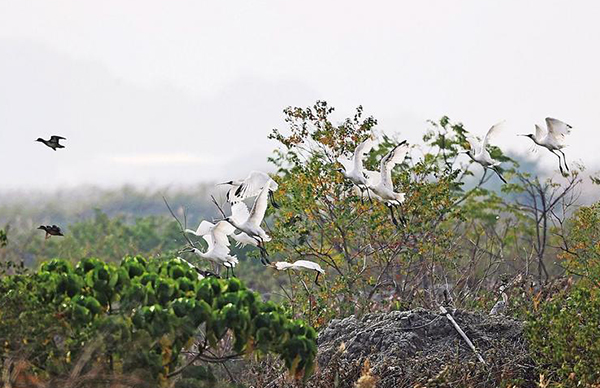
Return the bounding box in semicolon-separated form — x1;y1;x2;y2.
519;117;572;175
183;220;239;276
463;122;507;184
271;259;325;285
337;135;376;200
223;179;276;265
365;141;409;226
219;170;279;208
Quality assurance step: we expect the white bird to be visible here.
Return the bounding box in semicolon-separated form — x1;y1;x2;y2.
224;179;276;264
230;231;259;248
365;141;409;226
520;117;572;174
182;220;239;276
463;122;507;184
219;170;279;208
337;135;376;199
271;259;325;285
489;292;508;316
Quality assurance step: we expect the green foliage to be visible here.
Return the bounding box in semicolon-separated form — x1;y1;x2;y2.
0;228;6;248
267;102;522;327
561;203;600;281
527;282;600;387
0;256;316;384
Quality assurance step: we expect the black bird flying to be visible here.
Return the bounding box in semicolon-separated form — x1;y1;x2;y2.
36;136;66;151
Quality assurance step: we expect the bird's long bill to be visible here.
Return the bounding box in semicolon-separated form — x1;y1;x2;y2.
178;247;194;254
216;181;232;186
517;134;529;137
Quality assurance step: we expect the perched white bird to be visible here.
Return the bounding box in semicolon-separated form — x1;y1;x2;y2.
224;179;276;264
520;117;572;174
182;220;239;275
489;292;508;316
219;170;279;208
365;141;409;226
463;122;507;184
337;135;376;199
271;260;325;285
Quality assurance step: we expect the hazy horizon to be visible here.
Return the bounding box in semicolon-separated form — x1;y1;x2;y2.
1;1;600;191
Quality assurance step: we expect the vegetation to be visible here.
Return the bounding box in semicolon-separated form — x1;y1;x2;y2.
0;256;316;386
0;101;599;386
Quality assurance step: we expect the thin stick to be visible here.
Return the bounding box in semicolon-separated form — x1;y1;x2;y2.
163;196;195;247
439;306;485;364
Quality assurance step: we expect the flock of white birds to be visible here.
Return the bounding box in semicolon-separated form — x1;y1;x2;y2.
170;116;572;288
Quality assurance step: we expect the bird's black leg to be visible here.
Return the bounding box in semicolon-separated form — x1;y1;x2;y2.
387;204;399;226
492;167;507;184
269;191;280;209
559;150;569;172
314;272;320;286
225;266;229;279
230;265;236;278
256;238;271;265
551;150;565;175
395;204;408;226
359;186;365;205
366;187;373;204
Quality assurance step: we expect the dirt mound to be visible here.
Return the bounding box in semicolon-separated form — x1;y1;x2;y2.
312;308;534;388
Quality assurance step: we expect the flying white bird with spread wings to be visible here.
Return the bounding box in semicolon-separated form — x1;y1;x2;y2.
219;170;279;208
463;122;507;184
271;259;325;285
365;141;409;226
183;220;239;276
223;179;277;264
337;134;376;199
520;117;572;174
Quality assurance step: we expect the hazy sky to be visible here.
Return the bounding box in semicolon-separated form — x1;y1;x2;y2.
1;0;599;190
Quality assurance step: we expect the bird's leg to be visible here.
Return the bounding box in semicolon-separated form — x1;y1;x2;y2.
395;204;408;226
45;232;50;240
492;167;507;184
255;237;271;265
366;187;373;204
359;186;365;205
314;272;321;286
387;204;399;226
551;150;565;175
269;191;280;209
559;149;569;172
230;265;236;278
478;168;488;186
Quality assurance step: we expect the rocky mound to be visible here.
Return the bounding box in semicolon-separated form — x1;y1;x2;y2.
311;308;534;388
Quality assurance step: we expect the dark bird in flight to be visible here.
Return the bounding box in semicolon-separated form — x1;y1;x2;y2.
38;225;64;239
36;136;66;151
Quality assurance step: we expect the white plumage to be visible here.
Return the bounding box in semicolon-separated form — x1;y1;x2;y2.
464;122;507;183
272;260;325;274
220;170;278;204
184;220;238;269
520;117;572;174
337;135;376;191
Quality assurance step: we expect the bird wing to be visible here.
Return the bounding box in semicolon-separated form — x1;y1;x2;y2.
50;136;66;141
352;136;375;172
337;157;354;172
230;202;251;225
292;260;325;274
193;220;215;236
535;124;546;140
202;234;214;252
228;171;275;203
380;142;409;189
363;170;381;186
211;220;236;247
482;121;504;149
465;136;482;154
247;180;271;227
545;117;572;140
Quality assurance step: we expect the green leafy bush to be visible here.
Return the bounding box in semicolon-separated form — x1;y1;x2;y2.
0;256;316;385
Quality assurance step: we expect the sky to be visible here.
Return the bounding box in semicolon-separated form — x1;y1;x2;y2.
1;0;599;191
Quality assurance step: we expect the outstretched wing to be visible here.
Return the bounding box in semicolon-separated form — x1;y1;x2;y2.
50;136;66;141
379;142;409;189
363;169;381;187
352;136;375;172
465;136;482;154
535;124;546;140
292;260;325;274
273;261;294;271
230;202;251;225
228;171;276;203
202;234;214;252
211;220;236;247
247;180;272;227
336;157;354;172
545;117;572;141
482;121;504;149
